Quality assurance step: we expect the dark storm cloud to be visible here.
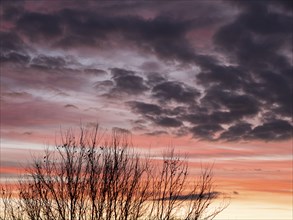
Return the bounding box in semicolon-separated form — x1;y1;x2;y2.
184;111;235;125
10;3;226;63
127;101;183;128
183;85;260;132
249;119;293;141
275;0;293;10
152;0;292;141
0;32;27;52
2;1;292;141
0;31;78;70
2;3;24;21
152;81;200;104
0;32;30;64
111;68;135;78
17;8;195;62
109;68;148;95
191;124;224;140
146;73;166;86
1;51;30;65
62;13;194;62
230;0;293;13
214;2;292;55
153;116;183;128
213;0;292;101
200;0;293;141
219;123;252;142
197;65;248;90
246;71;292;117
128;101;162;116
17;12;62;40
201;87;259;117
165;106;188;117
31;55;67;69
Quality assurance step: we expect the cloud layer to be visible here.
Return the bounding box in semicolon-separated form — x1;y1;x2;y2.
1;1;292;142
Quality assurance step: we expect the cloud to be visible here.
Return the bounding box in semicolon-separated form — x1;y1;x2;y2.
249;119;293;141
153;116;183;128
127;101;162;116
0;32;27;52
212;1;292;120
127;101;185;129
108;68;148;96
144;130;168;136
1;1;292;142
184;111;235;125
191;124;224;140
249;71;292;117
64;104;78;109
0;32;30;65
1;1;25;22
152;81;200;104
66;14;195;63
188;1;292;141
83;68;107;76
140;61;161;72
16;12;62;41
201;87;260;117
1;51;30;65
22;131;33;136
2;91;32;99
160;191;220;201
146;72;166;86
197;65;247;90
9;2;229;63
31;55;67;69
219;123;252;142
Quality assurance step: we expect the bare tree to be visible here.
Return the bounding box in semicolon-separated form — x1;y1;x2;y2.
147;149;188;220
0;125;228;220
1;183;26;220
184;165;229;220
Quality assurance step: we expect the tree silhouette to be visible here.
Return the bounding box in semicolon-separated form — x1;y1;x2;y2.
0;125;228;220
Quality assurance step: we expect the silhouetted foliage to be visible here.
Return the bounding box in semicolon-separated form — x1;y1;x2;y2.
0;125;228;220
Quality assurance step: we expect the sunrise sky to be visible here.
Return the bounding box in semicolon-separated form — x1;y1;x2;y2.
0;1;292;219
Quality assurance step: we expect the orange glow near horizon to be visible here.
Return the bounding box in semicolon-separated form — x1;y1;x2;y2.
1;133;292;219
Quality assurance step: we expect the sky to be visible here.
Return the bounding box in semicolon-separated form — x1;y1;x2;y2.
0;0;292;219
